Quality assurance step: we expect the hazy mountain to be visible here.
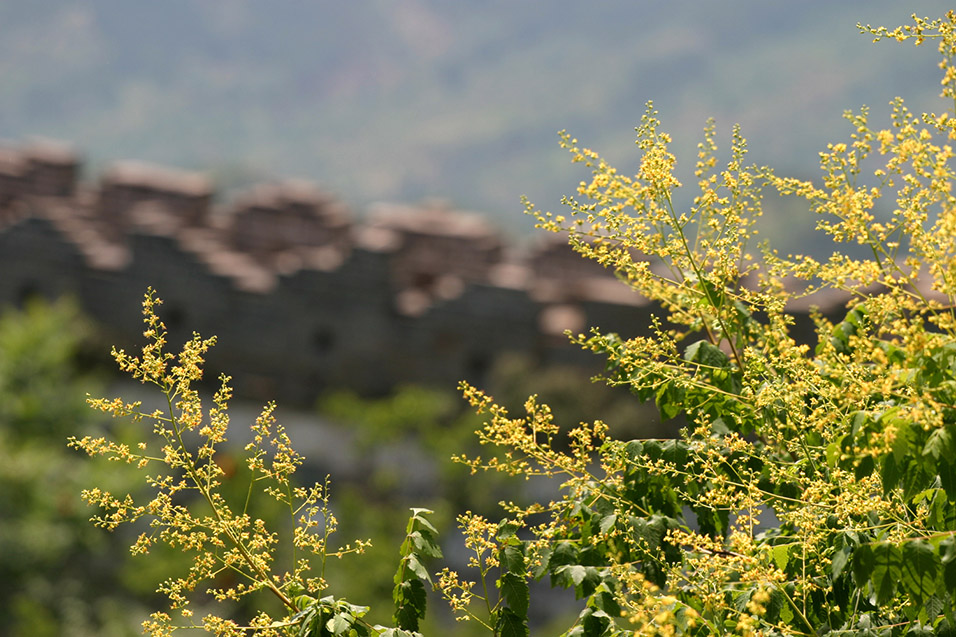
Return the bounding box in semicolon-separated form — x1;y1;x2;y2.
0;1;950;247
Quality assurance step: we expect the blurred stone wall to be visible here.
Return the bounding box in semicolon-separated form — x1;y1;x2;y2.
0;139;847;405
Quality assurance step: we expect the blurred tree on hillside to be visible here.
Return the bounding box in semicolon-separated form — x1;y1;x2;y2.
0;299;145;636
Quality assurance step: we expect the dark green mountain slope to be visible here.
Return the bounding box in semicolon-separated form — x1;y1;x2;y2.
0;1;949;242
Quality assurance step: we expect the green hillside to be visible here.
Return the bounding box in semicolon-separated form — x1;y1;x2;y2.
0;1;950;244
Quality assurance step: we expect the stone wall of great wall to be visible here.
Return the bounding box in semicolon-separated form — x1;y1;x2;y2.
0;139;850;405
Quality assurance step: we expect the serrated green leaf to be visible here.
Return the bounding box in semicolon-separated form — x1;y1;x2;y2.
338;600;369;617
642;515;666;551
881;453;902;495
499;572;530;617
684;339;730;369
495;607;529;637
772;544;790;572
532;546;551;580
852;543;875;587
549;541;579;568
377;629;421;637
598;513;617;535
656;382;685;420
831;546;850;580
939;459;956;501
870;542;902;606
940;536;956;594
404;554;430;582
779;597;794;624
924;427;953;459
326;613;351;636
578;566;603;598
560;564;588;586
900;539;938;605
890;422;913;462
623;440;643;462
826;441;841;468
393;579;426;632
587;584;621;617
501;542;526;574
935;617;956;637
409;529;443;559
582;607;611;637
497;519;520;541
856;454;876;481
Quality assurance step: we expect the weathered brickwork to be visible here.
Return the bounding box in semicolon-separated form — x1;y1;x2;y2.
0;139;847;404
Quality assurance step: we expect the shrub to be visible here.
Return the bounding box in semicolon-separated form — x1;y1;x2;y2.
74;10;956;637
70;290;440;636
441;11;956;636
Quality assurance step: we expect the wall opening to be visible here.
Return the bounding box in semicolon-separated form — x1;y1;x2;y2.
312;327;335;355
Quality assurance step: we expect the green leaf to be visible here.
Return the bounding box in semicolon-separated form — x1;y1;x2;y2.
852;543;875;588
598;513;617;535
881;453;902;495
936;617;956;637
499;572;530;617
500;542;526;574
772;544;791;572
890;421;913;462
696;278;725;309
826;440;842;468
623;440;644;462
495;607;529;637
409;530;443;559
497;518;521;541
587;583;622;617
684;339;730;368
940;536;956;596
924;427;954;459
582;607;611;637
559;564;588;587
393;579;426;632
404;554;430;583
870;542;903;606
549;541;579;568
900;539;938;606
655;381;685;420
831;545;850;580
939;459;956;501
409;508;437;530
855;454;876;481
326;613;352;636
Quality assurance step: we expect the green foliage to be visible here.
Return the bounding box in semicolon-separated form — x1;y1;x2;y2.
393;509;442;633
436;516;531;636
71;289;441;637
0;298;146;636
447;11;956;636
0;296;96;439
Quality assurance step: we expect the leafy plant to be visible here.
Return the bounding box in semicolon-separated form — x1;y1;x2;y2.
441;11;956;636
73;10;956;637
70;289;438;636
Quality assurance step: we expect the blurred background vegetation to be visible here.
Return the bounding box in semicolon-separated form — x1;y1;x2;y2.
0;1;951;243
0;298;664;634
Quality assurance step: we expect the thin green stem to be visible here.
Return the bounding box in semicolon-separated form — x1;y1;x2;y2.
662;190;744;370
165;387;296;612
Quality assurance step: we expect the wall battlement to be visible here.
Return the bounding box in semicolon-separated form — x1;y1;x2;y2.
0;139;846;404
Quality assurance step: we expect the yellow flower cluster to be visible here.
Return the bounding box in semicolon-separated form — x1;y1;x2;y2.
72;288;372;636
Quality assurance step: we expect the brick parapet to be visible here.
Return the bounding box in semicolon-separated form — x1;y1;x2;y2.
0;140;851;403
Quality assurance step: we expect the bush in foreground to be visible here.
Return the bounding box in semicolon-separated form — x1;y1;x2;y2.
73;11;956;636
